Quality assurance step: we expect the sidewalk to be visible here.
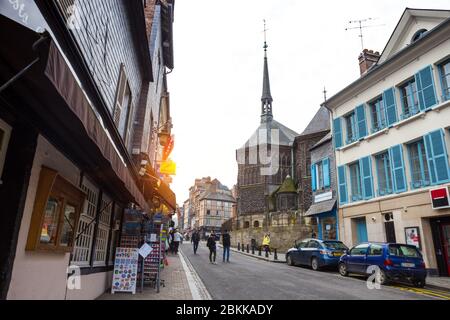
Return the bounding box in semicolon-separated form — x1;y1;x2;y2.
217;243;286;263
97;253;193;300
426;276;450;291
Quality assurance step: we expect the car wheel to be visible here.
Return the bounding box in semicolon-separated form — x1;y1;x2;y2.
339;262;348;276
413;278;425;288
287;254;294;266
376;269;388;286
311;257;319;271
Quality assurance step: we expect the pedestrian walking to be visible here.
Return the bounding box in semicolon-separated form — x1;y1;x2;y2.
173;229;183;254
222;229;231;262
191;229;200;254
262;233;271;256
207;231;217;264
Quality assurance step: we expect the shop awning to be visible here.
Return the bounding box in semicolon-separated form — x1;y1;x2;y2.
305;199;336;217
141;175;176;212
0;14;148;211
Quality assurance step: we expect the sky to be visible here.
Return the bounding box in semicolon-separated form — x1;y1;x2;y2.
169;0;450;204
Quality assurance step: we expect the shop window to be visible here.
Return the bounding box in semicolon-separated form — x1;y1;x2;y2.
72;177;99;266
26;166;85;252
0;118;11;181
93;194;113;266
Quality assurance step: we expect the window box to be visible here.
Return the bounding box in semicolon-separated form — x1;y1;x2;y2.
26;166;86;253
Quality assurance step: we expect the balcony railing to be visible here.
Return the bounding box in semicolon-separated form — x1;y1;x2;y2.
377;188;393;197
371;122;387;134
346;135;358;144
351;194;362;202
410;180;431;189
400;104;420;120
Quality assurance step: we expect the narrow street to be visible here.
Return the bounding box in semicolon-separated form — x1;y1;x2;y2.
181;242;449;300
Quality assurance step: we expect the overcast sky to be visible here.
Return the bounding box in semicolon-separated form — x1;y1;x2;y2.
169;0;450;204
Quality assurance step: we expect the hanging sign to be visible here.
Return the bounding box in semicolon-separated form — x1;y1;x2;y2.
111;248;139;294
139;243;153;258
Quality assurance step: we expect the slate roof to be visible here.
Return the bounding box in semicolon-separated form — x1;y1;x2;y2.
305;199;336;216
299;106;330;136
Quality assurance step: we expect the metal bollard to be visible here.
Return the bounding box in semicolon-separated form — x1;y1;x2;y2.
265;247;269;258
258;246;261;256
252;246;255;255
246;244;249;253
242;244;245;252
238;243;240;251
274;249;278;260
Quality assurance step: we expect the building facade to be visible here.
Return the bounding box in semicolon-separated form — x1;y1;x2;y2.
305;132;338;240
327;8;450;276
197;179;236;238
0;0;176;299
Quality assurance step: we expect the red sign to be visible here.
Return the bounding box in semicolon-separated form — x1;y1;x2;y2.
430;187;450;209
162;135;174;161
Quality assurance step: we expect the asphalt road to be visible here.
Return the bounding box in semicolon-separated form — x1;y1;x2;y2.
181;242;449;300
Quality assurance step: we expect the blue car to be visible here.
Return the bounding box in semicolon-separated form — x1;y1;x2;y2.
338;242;427;288
286;238;348;271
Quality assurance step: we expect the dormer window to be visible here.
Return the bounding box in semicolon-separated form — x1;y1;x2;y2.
411;29;427;43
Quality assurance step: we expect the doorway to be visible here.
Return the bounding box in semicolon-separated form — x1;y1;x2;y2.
441;222;450;276
353;217;368;244
384;213;396;243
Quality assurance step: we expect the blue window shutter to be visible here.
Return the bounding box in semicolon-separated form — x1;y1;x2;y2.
389;145;407;192
333;118;343;148
423;129;450;184
383;88;398;126
416;65;437;110
323;158;330;187
355;104;367;138
311;164;316;191
359;156;374;199
337;165;348;204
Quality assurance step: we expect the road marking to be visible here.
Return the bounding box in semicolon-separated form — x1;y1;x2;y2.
178;250;212;300
392;285;450;300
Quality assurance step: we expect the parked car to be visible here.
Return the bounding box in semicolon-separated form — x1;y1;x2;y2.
286;238;348;271
338;242;427;288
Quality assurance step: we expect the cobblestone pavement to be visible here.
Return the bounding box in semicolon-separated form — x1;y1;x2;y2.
97;253;193;300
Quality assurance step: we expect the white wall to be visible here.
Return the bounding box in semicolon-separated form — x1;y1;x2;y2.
7;135;112;300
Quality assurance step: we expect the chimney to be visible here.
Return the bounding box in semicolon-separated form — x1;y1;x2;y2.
358;49;380;76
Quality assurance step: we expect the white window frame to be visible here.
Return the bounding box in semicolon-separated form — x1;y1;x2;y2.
93;193;112;266
72;176;99;267
0;118;12;183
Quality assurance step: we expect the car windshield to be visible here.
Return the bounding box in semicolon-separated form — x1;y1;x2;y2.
388;244;421;258
323;241;347;250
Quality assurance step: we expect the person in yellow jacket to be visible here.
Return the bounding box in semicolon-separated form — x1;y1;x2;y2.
262;233;271;257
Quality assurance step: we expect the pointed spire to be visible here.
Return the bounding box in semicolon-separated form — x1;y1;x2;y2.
261;19;273;123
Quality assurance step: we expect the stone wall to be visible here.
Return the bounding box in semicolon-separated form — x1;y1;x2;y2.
230;223;313;253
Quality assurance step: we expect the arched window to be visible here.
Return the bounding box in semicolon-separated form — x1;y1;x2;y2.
253;221;260;228
411;29;427;43
244;221;250;228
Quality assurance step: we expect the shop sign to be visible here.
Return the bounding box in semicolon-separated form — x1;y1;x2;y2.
111;248;139;294
430;187;450;209
139;243;153;258
314;191;332;203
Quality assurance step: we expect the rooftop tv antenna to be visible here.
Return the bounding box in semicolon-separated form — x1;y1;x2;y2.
345;18;385;51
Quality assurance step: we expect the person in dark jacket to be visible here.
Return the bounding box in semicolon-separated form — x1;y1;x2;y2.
222;230;231;262
206;231;217;264
191;230;200;254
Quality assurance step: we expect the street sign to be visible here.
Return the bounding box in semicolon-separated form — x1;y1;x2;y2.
139;243;153;258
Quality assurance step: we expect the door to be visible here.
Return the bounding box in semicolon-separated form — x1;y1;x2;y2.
355;217;368;243
292;240;308;265
385;221;396;243
347;244;369;273
441;223;450;275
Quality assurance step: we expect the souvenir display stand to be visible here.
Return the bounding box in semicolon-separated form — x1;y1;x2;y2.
113;209;169;294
